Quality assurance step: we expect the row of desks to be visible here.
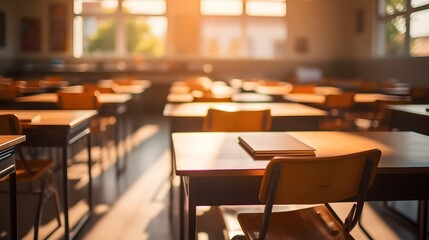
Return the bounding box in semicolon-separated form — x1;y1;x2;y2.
0;89;139;239
166;100;429;240
0;110;96;239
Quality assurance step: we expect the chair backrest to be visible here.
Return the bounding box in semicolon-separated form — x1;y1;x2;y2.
0;114;23;135
258;149;381;236
0;114;37;174
203;108;272;132
259;149;381;204
290;84;316;93
323;92;355;110
57;91;99;110
372;99;410;121
0;85;21;101
82;83;115;93
410;87;429;103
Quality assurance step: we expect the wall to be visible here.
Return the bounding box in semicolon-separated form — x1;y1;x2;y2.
0;1;17;73
4;0;428;85
4;0;356;79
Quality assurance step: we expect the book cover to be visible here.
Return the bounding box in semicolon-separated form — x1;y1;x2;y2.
238;133;315;159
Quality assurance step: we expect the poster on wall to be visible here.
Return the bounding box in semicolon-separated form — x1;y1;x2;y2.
21;18;41;52
0;11;5;47
49;2;67;52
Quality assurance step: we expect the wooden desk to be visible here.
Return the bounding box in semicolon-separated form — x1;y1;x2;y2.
284;93;409;106
0;135;26;240
167;92;273;103
173;131;429;240
163;102;327;132
0;110;97;239
389;104;429;135
14;93;132;172
113;85;145;95
15;92;131;114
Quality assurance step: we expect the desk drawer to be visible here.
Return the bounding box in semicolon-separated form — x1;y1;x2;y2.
0;147;15;178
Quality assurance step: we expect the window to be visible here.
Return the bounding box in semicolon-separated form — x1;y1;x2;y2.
378;0;429;57
73;0;167;58
200;0;287;59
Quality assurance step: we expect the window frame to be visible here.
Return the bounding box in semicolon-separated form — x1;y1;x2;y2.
199;0;288;60
73;0;168;59
378;0;429;57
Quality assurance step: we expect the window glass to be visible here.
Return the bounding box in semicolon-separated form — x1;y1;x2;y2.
411;0;429;7
201;0;243;16
80;17;116;55
201;18;243;57
126;16;167;56
246;0;286;17
122;0;166;14
382;0;406;15
74;0;117;14
410;9;429;56
246;18;286;58
384;15;406;56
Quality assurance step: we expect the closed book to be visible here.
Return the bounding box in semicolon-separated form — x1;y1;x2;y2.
238;133;315;159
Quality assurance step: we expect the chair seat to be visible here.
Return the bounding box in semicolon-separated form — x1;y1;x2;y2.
15;160;54;183
237;205;354;240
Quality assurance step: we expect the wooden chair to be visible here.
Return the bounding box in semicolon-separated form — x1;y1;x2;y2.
203;108;272;132
57;91;116;166
82;83;116;93
410;86;429;103
348;99;411;131
190;108;272;236
0;114;61;240
233;149;381;240
319;93;356;131
0;84;21;102
290;84;316;93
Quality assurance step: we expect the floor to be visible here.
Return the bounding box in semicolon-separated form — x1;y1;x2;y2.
0;113;424;240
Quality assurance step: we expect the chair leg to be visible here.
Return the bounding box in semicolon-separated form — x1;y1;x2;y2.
34;179;46;240
358;215;374;240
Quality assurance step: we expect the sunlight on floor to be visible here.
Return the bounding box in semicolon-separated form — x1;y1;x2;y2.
83;149;171;240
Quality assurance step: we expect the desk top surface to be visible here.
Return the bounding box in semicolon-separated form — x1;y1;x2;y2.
0;135;26;151
284;93;409;104
15;93;132;104
113;85;145;94
0;110;97;128
388;104;429;117
173;131;429;176
163;102;327;117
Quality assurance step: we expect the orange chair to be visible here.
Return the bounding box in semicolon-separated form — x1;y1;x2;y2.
82;83;116;93
0;114;61;240
203;108;272;132
290;84;316;93
233;149;381;240
319;93;356;131
57;91;116;166
348;99;411;131
0;84;21;102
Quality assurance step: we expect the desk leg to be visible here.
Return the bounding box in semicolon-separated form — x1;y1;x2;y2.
87;134;93;212
418;200;428;240
114;113;126;175
184;177;197;240
10;171;17;240
62;145;70;239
